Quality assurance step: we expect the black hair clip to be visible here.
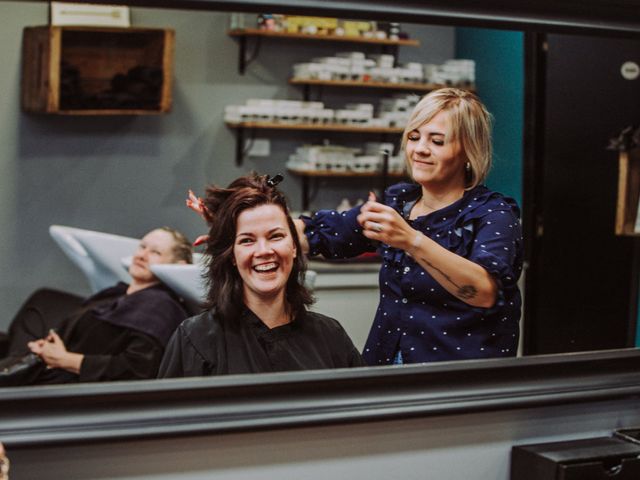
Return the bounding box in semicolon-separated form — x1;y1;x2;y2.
266;173;284;187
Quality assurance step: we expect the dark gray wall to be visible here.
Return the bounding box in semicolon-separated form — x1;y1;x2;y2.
0;1;454;328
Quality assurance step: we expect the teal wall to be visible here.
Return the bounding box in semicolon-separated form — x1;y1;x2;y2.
455;28;524;205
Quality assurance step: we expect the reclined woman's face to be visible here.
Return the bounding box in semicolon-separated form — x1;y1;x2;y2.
129;229;180;284
233;204;297;304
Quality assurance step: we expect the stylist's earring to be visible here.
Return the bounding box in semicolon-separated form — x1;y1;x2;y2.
465;162;471;172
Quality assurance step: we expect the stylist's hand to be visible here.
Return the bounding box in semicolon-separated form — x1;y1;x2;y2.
28;330;83;374
357;192;416;251
186;189;208;220
186;189;211;246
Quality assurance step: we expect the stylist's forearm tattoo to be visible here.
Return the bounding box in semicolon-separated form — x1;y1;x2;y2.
420;257;478;300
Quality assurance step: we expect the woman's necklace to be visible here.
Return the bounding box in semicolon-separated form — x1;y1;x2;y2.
414;189;464;219
410;199;437;220
421;198;440;213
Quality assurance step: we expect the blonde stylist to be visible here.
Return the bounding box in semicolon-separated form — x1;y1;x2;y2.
295;88;523;365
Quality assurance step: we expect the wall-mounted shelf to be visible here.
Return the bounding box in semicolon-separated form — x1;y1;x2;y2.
288;168;406;211
227;23;418;210
290;78;450;91
226;122;403;166
290;78;474;101
228;28;420;46
288;168;406;177
615;148;640;236
22;26;174;115
228;28;419;74
227;121;403;133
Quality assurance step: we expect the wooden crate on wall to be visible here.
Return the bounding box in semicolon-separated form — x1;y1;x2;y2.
22;26;174;115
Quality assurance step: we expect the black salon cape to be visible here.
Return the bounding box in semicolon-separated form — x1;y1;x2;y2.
40;283;188;384
157;309;366;377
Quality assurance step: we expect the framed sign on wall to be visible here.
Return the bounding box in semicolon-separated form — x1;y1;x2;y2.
50;2;130;27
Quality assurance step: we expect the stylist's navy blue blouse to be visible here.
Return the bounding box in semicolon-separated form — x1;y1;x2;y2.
302;183;523;365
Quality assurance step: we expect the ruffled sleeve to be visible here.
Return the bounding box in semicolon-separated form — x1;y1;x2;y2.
300;205;376;259
467;199;523;308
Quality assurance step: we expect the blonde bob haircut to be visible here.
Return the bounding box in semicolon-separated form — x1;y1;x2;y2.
401;87;493;190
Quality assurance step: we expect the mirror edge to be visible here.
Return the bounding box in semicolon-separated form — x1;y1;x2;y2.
80;0;640;37
4;0;640;451
2;348;640;447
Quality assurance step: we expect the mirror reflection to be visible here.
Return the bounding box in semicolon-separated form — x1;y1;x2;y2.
0;2;638;387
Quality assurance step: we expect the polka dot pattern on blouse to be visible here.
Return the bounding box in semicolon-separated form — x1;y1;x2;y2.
301;183;523;365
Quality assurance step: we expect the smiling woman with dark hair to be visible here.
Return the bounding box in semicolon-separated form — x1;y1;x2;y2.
158;173;365;377
201;174;313;325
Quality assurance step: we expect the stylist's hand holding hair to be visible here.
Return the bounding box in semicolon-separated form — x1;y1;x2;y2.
358;192;498;308
186;189;211;246
358;191;412;248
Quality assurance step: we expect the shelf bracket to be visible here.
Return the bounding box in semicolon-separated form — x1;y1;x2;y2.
302;176;310;212
236;36;262;75
238;35;247;74
235;127;245;166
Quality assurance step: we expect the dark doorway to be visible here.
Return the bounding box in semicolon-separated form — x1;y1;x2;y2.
523;32;640;355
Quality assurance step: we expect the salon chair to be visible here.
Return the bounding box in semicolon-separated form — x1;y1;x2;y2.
0;288;84;358
49;225;137;293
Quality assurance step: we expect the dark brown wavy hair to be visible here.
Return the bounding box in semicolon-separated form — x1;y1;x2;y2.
202;173;313;322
